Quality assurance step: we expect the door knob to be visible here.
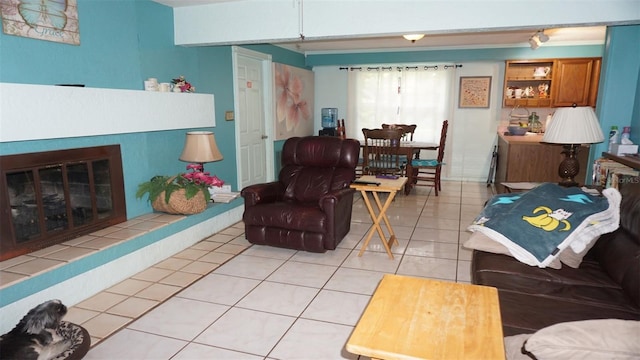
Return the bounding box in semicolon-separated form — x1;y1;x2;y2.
261;135;268;139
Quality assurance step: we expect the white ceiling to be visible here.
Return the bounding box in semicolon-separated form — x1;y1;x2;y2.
154;0;607;54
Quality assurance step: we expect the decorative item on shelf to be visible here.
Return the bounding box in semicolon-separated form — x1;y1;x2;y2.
524;86;535;98
542;105;605;187
538;83;549;98
144;77;158;91
533;66;551;78
171;75;195;93
136;131;224;214
514;88;524;99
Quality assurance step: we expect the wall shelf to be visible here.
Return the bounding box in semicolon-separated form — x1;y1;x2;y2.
0;83;216;143
602;152;640;170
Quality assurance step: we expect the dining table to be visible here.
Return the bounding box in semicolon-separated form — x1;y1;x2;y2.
359;140;439;194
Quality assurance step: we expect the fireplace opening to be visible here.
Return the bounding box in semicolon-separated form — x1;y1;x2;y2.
1;145;126;261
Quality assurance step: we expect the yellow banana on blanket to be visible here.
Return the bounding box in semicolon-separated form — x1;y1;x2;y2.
522;206;572;232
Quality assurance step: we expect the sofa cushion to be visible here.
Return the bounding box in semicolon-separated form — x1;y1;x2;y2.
473;250;640;335
591;229;640;308
618;182;640;237
523;319;640;359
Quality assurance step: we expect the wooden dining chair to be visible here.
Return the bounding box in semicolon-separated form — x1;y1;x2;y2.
408;120;448;196
362;128;404;177
382;124;417;141
382;123;418;169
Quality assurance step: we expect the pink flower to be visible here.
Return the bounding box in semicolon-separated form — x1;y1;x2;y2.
182;163;224;188
207;175;224;187
186;164;203;171
275;65;292;122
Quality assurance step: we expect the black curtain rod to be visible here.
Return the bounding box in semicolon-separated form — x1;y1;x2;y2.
339;64;462;71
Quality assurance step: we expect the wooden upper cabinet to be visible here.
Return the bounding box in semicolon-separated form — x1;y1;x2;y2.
551;57;601;107
503;57;601;108
503;59;554;108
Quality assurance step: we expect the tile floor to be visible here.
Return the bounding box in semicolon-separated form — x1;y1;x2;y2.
70;181;493;359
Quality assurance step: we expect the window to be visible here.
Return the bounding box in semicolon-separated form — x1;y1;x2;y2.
346;65;456;143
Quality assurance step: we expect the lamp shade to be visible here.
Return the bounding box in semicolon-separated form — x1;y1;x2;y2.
179;131;223;163
542;107;605;144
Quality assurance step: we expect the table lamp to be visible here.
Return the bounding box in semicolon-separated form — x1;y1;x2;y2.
179;131;223;169
542;106;604;187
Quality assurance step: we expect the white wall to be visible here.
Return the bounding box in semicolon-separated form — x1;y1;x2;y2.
449;62;502;182
313;66;348;134
313;63;503;182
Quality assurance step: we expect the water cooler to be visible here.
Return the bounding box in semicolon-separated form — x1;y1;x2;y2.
319;108;337;136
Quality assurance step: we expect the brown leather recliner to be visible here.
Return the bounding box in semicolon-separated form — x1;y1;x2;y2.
241;136;360;252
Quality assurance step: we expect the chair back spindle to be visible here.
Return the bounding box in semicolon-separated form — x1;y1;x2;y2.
362;128;403;176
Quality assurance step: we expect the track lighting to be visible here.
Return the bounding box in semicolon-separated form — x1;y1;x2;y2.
536;30;549;43
529;30;549;50
529;36;541;49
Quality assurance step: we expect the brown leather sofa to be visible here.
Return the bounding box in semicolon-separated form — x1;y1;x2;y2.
472;183;640;336
241;136;360;252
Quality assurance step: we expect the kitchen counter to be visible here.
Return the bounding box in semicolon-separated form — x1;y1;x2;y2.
495;132;590;192
498;132;545;144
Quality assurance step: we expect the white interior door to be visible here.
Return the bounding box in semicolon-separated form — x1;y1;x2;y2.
233;47;273;190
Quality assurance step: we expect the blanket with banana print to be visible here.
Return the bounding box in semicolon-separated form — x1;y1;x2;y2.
468;183;620;268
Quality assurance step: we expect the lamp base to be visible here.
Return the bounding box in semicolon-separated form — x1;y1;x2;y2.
558;144;580;187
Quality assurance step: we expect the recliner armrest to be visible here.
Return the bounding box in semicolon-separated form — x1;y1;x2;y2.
319;188;355;211
241;181;285;207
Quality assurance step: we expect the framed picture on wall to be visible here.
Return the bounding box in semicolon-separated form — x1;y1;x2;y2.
1;0;80;45
274;63;314;140
459;76;492;108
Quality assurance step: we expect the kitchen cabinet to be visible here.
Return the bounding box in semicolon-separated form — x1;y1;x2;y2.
551;57;601;107
495;133;590;193
503;60;554;108
503;57;601;108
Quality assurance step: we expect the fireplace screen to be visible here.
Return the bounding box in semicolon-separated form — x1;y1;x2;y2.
1;145;126;261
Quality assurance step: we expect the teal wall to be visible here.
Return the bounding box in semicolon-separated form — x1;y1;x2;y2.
0;0;307;308
594;25;640;156
0;0;305;219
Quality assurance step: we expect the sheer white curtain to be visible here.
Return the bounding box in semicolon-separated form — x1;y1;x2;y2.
346;65;456;143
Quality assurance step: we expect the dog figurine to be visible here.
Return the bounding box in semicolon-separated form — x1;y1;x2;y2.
0;299;72;360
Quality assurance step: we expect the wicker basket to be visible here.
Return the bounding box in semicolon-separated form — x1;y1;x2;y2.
151;188;207;215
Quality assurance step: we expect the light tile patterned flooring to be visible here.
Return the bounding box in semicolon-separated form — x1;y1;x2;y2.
61;181;493;359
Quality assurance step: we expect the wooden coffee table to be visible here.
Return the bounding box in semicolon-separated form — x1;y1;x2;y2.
346;274;505;360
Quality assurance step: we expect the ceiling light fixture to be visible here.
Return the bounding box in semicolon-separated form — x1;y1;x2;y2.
529;30;549;50
536;30;549;43
529;35;541;49
403;34;425;43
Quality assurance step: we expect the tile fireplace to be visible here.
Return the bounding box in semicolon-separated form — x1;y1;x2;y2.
0;145;126;261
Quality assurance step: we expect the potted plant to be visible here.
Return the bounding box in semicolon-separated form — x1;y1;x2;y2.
136;164;224;214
